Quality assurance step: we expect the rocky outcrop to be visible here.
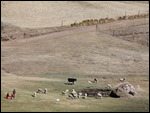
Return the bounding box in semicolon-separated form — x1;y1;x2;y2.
110;83;137;98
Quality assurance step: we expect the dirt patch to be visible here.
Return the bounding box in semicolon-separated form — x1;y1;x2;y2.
81;89;112;97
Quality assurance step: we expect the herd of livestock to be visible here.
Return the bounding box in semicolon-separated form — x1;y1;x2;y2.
61;77;126;99
6;77;126;100
31;77;126;100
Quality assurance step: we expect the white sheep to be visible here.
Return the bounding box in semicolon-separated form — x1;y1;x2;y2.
33;92;36;97
78;92;82;98
65;89;69;93
83;93;87;99
107;84;112;89
62;89;69;95
97;93;103;99
68;94;74;99
85;93;87;98
71;89;78;98
120;78;126;82
73;93;78;98
62;91;66;95
44;88;47;94
71;89;77;94
37;88;43;93
88;81;92;85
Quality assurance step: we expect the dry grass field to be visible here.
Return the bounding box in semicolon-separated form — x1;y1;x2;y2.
1;1;149;28
1;1;149;112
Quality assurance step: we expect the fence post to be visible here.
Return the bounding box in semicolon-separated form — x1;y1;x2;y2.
144;16;146;24
96;24;100;32
61;20;63;29
125;12;127;17
113;30;115;36
138;10;140;16
96;24;97;31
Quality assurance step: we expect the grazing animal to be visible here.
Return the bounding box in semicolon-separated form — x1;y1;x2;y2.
97;93;103;99
94;77;98;83
107;84;112;89
72;93;78;98
33;92;36;97
62;89;69;95
37;88;43;93
120;78;126;82
71;89;76;94
68;94;74;99
83;93;87;99
65;89;69;93
71;89;78;98
44;88;47;94
88;81;92;84
68;78;77;85
78;92;82;98
62;91;66;95
85;93;87;97
62;91;67;95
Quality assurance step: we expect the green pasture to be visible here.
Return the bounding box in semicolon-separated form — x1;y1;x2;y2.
1;73;149;112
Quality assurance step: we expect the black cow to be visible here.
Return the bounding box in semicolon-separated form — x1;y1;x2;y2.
68;78;77;85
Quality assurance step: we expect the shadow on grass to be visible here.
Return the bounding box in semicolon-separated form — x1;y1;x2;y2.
64;82;75;85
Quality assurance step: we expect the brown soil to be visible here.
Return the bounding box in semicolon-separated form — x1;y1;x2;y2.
1;18;149;77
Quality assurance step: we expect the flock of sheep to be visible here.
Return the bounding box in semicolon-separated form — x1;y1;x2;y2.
62;89;96;99
61;77;126;100
32;77;126;100
32;88;47;97
88;77;125;87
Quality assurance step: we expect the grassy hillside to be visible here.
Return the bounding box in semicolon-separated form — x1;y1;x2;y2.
1;72;149;112
1;31;149;76
1;1;149;28
1;24;149;112
1;1;149;112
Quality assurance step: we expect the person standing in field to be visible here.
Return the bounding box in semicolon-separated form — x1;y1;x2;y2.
11;93;14;99
6;92;10;99
13;89;16;98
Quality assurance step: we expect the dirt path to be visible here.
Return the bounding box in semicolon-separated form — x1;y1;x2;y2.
1;18;149;47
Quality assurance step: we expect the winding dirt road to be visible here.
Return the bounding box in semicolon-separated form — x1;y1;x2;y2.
1;18;149;47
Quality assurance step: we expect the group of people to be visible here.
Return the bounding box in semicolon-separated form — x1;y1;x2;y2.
6;89;16;100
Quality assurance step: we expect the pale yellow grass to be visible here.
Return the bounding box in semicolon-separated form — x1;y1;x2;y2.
1;1;149;28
